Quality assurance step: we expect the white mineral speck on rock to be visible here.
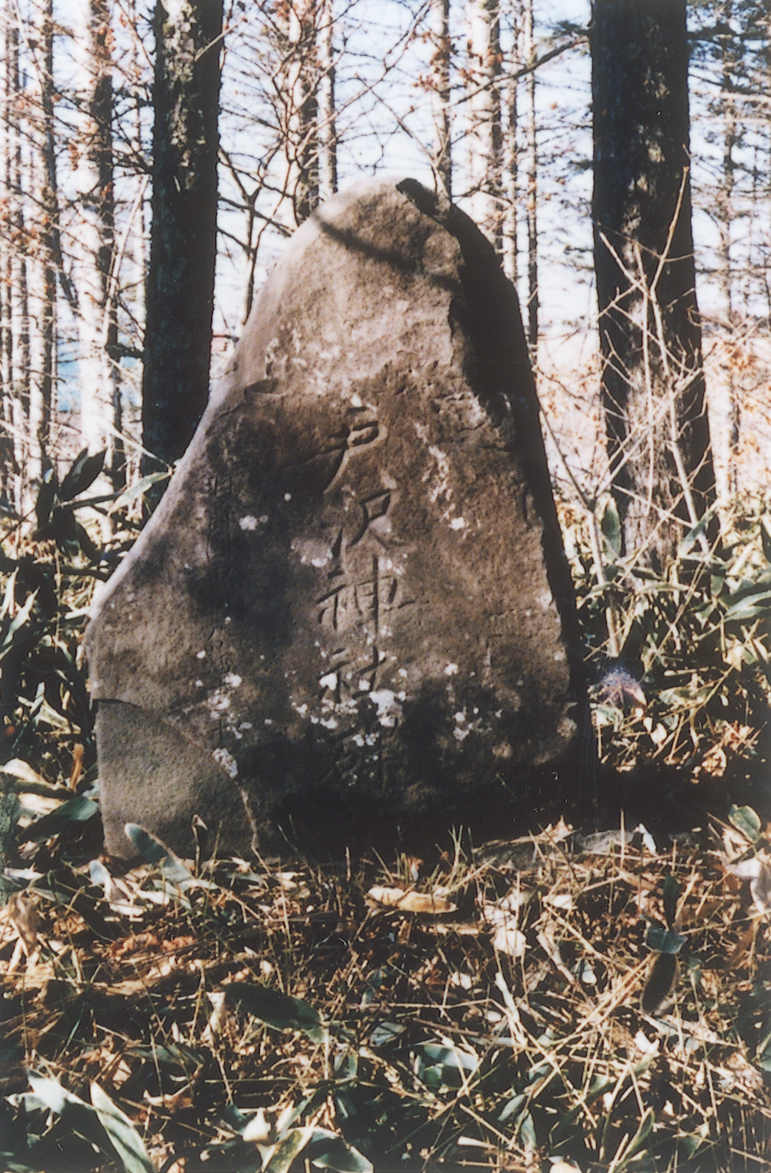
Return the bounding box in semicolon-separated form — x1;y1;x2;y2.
358;680;371;691
320;717;338;729
213;748;238;778
450;517;466;530
444;663;459;676
350;393;363;407
554;650;566;662
239;515;259;531
319;672;338;690
369;689;401;727
224;673;242;688
284;493;292;501
196;650;206;659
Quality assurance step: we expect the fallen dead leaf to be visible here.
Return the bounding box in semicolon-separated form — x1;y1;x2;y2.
724;854;771;915
367;886;458;914
8;891;39;954
491;923;527;959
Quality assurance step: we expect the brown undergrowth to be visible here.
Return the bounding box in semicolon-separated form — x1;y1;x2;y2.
2;465;771;1171
0;803;769;1172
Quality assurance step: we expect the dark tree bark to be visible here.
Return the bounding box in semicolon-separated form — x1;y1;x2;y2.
74;0;124;489
524;0;537;350
277;0;320;226
591;0;716;570
466;0;503;250
142;0;224;470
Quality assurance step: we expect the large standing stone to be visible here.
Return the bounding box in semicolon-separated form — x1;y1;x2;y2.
86;177;585;859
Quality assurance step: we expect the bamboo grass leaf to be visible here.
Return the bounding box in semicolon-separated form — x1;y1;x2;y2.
90;1083;155;1173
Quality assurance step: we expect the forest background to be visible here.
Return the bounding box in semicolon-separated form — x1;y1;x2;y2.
2;0;770;516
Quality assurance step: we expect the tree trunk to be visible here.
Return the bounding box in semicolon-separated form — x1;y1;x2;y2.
278;0;320;226
72;0;124;487
502;0;522;283
142;0;224;471
28;0;58;493
317;0;337;201
429;0;452;200
715;5;739;498
0;6;19;506
591;0;716;570
465;0;503;250
7;9;30;515
524;0;538;350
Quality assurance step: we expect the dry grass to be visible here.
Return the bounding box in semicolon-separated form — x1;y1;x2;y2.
2;442;771;1172
1;806;769;1172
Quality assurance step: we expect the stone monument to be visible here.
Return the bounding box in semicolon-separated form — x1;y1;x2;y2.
86;177;586;859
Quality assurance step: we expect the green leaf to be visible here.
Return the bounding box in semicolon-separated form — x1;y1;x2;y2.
616;1107;654;1170
262;1127;314;1173
28;1073;82;1116
728;804;762;844
412;1040;478;1090
518;1110;537;1150
225;982;326;1044
20;795;99;842
25;1075;116;1158
600;496;622;558
754;1031;771;1073
0;1155;37;1173
723;590;771;623
641;952;678;1014
549;1076;613;1143
761;519;771;565
678;505;719;559
498;1092;527;1125
678;1133;706;1159
307;1130;373;1172
110;471;171;512
645;922;686;955
35;463;58;529
60;449;106;502
90;1083;155;1173
369;1021;406;1048
0;776;20;904
662;874;679;929
1;590;38;655
75;521;101;562
123;823;207;891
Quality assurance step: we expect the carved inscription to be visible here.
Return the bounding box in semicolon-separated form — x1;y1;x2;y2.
321;410;383;493
317;557;401;637
302;405;416;717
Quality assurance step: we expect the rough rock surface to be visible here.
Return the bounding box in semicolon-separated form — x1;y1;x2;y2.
86;177;586;859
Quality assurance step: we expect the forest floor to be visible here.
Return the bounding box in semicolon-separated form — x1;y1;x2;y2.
1;463;771;1171
0;785;770;1173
